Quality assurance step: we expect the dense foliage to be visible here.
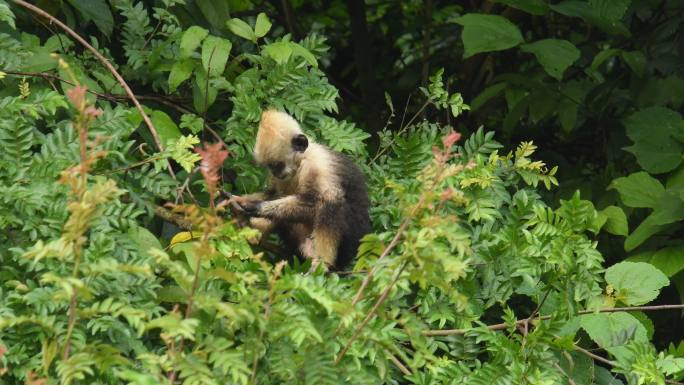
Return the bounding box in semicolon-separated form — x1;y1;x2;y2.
0;0;683;384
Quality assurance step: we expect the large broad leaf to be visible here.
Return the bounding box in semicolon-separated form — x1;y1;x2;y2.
195;0;230;32
168;59;196;92
521;39;580;80
623;107;684;174
624;214;666;252
454;14;524;58
65;0;113;37
254;12;272;38
492;0;548;15
589;0;631;21
180;26;209;58
624;189;684;250
202;36;232;77
127;226;162;259
226;18;256;42
151;110;182;145
580;312;648;360
628;246;684;278
550;0;630;35
605;262;669;305
609;172;665;209
599;206;628;236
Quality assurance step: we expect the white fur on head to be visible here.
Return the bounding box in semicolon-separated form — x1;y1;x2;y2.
254;109;304;164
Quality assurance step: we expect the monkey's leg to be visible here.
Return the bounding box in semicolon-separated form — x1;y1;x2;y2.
248;217;275;245
309;227;340;270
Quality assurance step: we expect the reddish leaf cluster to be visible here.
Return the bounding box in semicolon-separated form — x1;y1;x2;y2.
66;85;102;120
194;142;230;203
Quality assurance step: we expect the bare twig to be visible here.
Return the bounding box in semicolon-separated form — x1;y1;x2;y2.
386;350;412;376
371;99;430;163
11;0;175;179
552;362;578;385
423;304;684;336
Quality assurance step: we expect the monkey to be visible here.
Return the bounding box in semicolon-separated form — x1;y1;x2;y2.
230;109;371;271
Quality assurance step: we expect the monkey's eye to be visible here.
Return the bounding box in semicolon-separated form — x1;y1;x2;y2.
267;161;285;174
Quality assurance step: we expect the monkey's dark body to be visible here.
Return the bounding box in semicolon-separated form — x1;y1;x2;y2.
270;151;371;271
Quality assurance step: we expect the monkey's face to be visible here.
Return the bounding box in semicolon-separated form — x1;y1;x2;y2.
260;133;309;180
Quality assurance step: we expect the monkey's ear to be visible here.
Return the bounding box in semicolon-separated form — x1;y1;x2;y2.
291;134;308;152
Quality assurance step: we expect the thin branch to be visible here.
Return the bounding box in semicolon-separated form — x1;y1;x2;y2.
349;194;427;307
155;206;193;230
423;304;684;336
11;0;175;179
335;262;408;365
386;350;412;376
371;99;430;163
552;362;577;385
574;344;615;366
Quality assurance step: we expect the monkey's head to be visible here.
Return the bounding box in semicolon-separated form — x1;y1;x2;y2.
254;109;309;180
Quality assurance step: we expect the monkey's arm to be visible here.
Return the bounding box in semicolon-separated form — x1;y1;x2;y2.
245;194;316;222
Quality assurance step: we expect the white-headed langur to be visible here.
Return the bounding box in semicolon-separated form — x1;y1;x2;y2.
230;109;371;271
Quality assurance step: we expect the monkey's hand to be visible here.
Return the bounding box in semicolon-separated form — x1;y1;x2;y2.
239;200;263;216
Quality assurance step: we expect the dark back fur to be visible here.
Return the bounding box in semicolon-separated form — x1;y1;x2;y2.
328;151;371;270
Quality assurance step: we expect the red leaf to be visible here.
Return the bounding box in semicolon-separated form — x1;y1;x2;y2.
442;131;462;148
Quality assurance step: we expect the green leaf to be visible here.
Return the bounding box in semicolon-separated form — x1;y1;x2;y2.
254;12;272;38
590;48;621;72
202;36;232;77
609;172;665;209
471;83;506;111
151;110;182;145
226;18;256;42
492;0;548;15
658;356;684;376
623;107;684;174
180;26;209;58
649;190;684;226
621;50;646;77
550;1;630;35
600;206;628;236
193;69;217;113
589;0;630;21
263;41;293;64
521;39;580;80
624;214;666;252
628;246;684;278
127;225;163;259
195;0;231;32
168;59;196;92
0;1;15;29
116;370;159;385
595;367;625;385
291;43;318;67
580;312;648;360
454;14;524;58
65;0;113;37
605;262;669;305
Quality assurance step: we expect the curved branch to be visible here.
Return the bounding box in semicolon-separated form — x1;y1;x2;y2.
11;0;175;179
423;304;684;336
